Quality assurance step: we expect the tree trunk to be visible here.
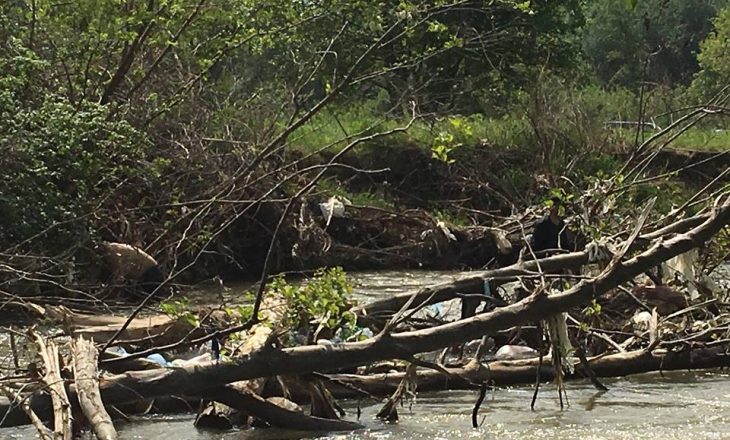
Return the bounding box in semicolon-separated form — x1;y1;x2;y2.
353;213;709;321
320;346;730;397
72;337;117;440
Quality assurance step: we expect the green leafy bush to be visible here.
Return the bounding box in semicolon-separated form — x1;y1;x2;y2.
268;267;356;338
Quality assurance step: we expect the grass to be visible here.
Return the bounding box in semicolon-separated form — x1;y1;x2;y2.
287;104;533;157
668;128;730;151
609;127;730;152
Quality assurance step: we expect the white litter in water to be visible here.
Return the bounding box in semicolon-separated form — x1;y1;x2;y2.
495;345;539;360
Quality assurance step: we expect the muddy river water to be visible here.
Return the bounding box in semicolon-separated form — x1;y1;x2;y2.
2;270;730;440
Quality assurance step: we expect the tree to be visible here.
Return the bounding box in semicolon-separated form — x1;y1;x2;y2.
691;5;730;100
0;0;592;296
582;0;724;88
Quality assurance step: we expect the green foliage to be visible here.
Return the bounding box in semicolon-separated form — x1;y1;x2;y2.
431;116;473;164
609;127;730;152
691;6;730;100
0;0;725;296
584;299;603;317
0;73;148;250
269;267;355;335
582;0;723;87
160;297;201;327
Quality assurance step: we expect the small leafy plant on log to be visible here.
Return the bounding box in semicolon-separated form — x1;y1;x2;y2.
267;267;359;344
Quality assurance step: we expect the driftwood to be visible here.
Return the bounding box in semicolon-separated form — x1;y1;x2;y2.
194;299;359;431
208;298;351;430
353;213;710;321
203;385;363;431
194;296;283;430
321;346;730;397
72;337;117;440
32;332;72;440
30;304;204;348
74;315;203;347
1;201;728;429
376;363;417;422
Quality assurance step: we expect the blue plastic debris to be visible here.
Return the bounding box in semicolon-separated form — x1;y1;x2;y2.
146;353;169;367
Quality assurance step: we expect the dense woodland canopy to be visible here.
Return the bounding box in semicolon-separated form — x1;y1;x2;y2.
0;0;729;291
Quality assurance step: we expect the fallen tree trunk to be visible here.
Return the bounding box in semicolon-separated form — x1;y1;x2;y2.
353;213;711;320
204;385;363;431
32;332;72;440
1;200;728;428
320;346;730;397
72;337;117;440
26;304;204;348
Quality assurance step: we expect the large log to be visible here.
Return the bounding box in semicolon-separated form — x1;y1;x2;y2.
204;385;363;431
72;337;117;440
32;333;72;440
33;304;204;348
353;213;710;320
321;346;730;397
1;201;728;428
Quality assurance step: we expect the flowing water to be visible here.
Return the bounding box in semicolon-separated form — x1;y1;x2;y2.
3;270;730;440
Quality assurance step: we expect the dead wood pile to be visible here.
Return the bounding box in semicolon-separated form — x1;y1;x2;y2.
0;195;728;438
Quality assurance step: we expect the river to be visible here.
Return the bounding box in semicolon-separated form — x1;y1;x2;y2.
2;270;730;439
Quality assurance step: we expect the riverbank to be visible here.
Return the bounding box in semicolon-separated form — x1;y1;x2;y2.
225;142;730;276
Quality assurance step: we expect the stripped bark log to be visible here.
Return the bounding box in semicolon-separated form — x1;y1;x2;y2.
74;315;203;347
32;332;72;440
72;337;117;440
1;199;728;428
30;304;205;348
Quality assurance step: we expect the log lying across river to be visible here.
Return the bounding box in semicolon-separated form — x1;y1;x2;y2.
322;346;730;397
353;213;710;320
